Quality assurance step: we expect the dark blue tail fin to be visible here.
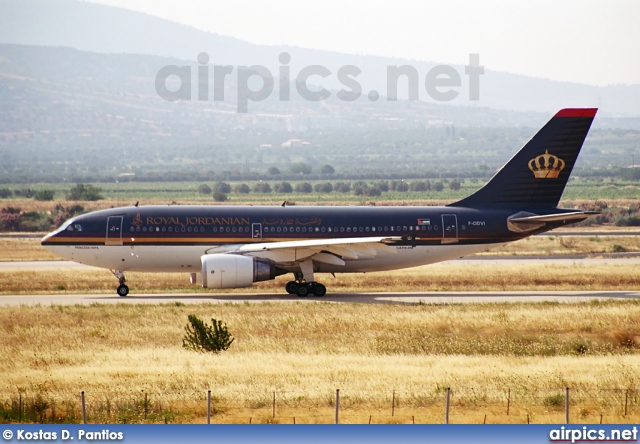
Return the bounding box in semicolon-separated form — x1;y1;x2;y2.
451;108;597;208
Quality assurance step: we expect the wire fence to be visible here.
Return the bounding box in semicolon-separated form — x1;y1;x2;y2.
1;387;638;424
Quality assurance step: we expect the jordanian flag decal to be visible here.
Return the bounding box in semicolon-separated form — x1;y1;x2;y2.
418;219;431;225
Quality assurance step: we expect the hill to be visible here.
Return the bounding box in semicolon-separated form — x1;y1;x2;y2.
1;0;639;116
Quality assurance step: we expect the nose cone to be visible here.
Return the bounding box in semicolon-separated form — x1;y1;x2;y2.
41;231;72;260
41;231;54;249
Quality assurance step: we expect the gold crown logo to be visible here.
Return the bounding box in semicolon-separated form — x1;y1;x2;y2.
528;150;565;179
132;213;143;227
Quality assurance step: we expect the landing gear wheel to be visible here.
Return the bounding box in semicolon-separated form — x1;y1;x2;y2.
117;284;129;297
296;284;309;297
312;283;326;297
285;281;298;295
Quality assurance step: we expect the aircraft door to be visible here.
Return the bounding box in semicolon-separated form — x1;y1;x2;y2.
441;214;458;243
252;223;262;241
106;216;123;246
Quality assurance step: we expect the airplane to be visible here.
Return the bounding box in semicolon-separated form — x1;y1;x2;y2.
42;108;599;297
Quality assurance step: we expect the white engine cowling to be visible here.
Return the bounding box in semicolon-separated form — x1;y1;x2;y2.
201;254;277;289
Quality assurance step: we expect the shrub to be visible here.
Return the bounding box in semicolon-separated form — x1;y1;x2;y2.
34;190;55;201
432;181;445;192
213;182;231;194
274;182;293;193
67;184;103;201
313;182;333;193
294;182;313;193
320;164;335;174
212;191;227;202
197;184;212;194
334;182;351;193
182;315;234;353
409;181;430;192
253;182;272;193
543;393;565;408
234;184;250;194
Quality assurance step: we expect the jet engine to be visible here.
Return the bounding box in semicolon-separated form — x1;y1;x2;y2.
201;254;278;289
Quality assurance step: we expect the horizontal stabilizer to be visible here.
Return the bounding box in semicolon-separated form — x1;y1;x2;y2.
507;211;599;233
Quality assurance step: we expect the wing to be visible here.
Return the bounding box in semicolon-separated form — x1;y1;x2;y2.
205;236;402;267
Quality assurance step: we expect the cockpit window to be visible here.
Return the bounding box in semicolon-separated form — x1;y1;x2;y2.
66;223;83;232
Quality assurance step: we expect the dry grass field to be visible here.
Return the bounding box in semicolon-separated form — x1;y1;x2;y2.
1;261;640;295
0;302;639;424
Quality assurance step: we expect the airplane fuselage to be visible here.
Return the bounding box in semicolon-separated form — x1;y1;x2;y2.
42;204;559;274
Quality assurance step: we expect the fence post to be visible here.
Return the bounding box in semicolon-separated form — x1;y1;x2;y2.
81;391;87;424
207;390;211;424
624;389;629;417
272;391;276;419
143;392;148;422
507;388;511;416
565;388;570;424
19;393;22;423
445;388;450;424
392;390;395;417
335;389;340;424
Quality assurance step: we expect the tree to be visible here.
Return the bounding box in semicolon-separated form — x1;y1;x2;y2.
320;164;335;175
182;315;234;353
0;189;12;199
449;179;462;191
313;182;333;193
253;182;272;193
334;182;351;193
213;182;231;193
432;181;444;192
234;183;250;194
267;167;281;175
409;181;430;192
198;184;212;194
274;182;293;193
289;162;312;175
294;182;313;193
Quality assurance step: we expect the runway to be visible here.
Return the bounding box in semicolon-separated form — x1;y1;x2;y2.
1;258;639;306
1;290;638;306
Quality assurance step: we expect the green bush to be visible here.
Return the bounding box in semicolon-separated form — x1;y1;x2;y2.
182;315;234;353
34;190;55;201
66;184;103;201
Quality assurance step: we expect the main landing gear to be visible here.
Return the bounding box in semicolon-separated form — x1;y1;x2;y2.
111;270;129;297
285;280;327;297
285;260;326;297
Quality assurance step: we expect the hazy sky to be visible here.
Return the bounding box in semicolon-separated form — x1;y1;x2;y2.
86;0;639;86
